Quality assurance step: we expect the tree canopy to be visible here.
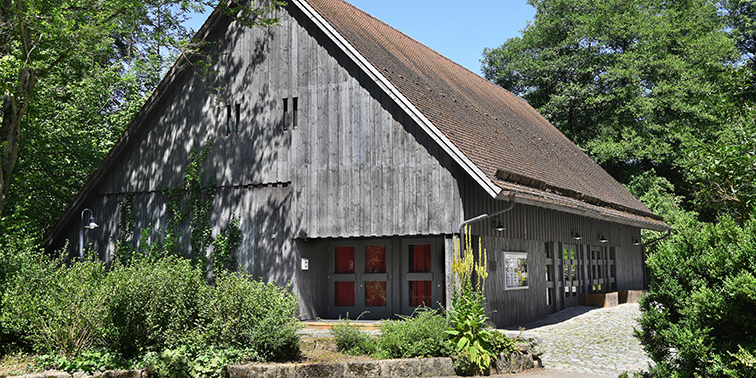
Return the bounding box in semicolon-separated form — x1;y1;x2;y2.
482;1;756;376
482;0;739;199
0;0;281;237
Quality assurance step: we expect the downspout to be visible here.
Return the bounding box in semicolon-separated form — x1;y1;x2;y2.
458;192;516;241
446;192;516;309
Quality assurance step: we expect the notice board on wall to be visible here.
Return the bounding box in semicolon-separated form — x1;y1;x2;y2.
504;252;528;289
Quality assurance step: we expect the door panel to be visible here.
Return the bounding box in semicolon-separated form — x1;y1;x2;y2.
328;241;391;319
401;238;444;314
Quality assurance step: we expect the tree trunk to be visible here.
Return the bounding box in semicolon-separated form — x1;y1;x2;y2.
0;67;35;216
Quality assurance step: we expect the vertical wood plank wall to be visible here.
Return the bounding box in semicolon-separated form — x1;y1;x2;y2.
456;176;645;326
288;6;464;239
56;3;649;323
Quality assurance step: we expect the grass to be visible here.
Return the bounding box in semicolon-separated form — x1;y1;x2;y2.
0;354;37;376
298;337;373;364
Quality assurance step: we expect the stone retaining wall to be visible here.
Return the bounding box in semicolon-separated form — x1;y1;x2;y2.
7;345;541;378
618;290;647;304
229;345;542;378
9;370;148;378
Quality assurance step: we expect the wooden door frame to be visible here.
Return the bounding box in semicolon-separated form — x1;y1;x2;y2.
326;238;393;319
400;237;445;315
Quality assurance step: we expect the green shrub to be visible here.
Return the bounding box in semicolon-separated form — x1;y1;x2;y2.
201;271;302;361
145;345;252;378
330;314;376;356
104;256;207;358
37;350;127;373
376;308;452;359
1;255;109;357
486;330;515;356
0;236;42;353
636;215;756;377
1;251;302;372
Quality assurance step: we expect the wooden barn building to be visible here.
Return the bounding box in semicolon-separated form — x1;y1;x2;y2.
46;0;669;326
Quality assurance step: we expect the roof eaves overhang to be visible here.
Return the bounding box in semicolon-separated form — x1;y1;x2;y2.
493;181;671;232
294;0;501;199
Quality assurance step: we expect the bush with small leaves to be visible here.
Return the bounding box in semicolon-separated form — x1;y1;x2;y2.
376;308;453;359
201;271;302;361
1;254;108;357
636;215;756;377
104;255;207;358
330;314;376;356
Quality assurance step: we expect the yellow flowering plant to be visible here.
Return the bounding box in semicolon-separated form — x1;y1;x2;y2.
446;226;496;374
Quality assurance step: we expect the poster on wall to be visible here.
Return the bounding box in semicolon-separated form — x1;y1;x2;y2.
504;252;528;289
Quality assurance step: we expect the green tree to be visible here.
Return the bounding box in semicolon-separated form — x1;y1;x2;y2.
481;0;738;190
0;0;282;235
685;66;756;222
636;215;756;377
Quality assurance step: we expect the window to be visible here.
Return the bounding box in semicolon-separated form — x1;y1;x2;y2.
282;97;298;130
334;246;355;307
224;103;241;135
226;105;232;135
235;103;240;134
364;245;387;307
545;242;555;305
292;97;298;129
282;98;288;130
409;244;432;306
504;252;528;289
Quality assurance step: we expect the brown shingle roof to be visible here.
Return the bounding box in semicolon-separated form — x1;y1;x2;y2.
303;0;665;225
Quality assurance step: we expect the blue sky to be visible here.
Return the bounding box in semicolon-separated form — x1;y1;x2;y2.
185;1;535;75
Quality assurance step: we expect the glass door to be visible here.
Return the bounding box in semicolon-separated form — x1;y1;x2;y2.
562;243;581;307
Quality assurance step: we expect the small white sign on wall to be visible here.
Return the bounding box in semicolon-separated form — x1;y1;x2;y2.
504;252;528;289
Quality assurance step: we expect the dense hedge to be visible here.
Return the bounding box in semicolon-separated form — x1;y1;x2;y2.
0;247;301;372
636;215;756;377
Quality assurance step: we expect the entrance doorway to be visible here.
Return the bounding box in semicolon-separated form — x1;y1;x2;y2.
401;238;445;314
562;243;581;307
327;241;391;319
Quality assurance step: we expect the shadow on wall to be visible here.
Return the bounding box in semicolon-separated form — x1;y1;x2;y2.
211;184;297;282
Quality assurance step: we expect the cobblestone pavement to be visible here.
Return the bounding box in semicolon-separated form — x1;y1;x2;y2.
506;304;652;377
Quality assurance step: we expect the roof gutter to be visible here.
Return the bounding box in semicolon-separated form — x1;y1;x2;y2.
458;192;516;241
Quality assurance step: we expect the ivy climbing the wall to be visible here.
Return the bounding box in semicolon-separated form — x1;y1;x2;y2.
114;192;135;263
114;141;241;277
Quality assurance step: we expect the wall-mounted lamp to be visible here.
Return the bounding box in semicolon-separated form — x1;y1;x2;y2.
493;217;505;232
632;237;641;246
572;229;582;241
599;233;608;243
79;208;99;262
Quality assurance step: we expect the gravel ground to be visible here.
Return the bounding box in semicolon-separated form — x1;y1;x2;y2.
299;303;652;377
508;303;653;377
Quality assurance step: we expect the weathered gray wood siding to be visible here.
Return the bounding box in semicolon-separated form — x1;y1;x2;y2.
288;8;463;239
53;3;649;323
455;176;645;326
54;4;466;319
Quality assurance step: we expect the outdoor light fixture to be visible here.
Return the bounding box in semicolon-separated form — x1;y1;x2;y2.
572;229;582;240
79;208;99;262
494;217;505;232
632;237;641;246
599;233;608;243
